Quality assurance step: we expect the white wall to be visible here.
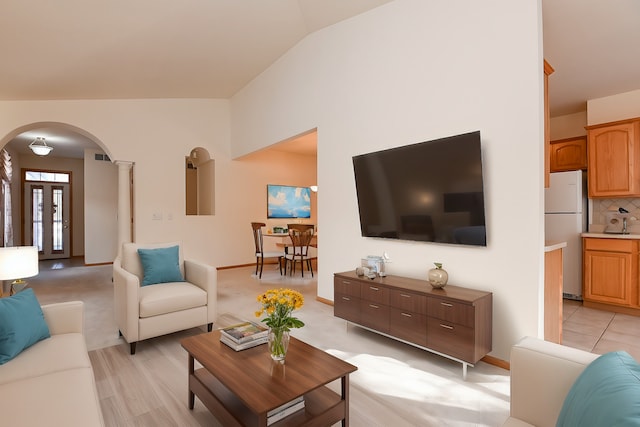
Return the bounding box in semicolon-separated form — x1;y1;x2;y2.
84;148;118;264
0;0;545;360
550;111;587;140
0;98;318;269
587;88;640;125
231;0;545;360
0;99;233;266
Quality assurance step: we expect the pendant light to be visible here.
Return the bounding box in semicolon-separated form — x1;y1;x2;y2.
29;137;53;156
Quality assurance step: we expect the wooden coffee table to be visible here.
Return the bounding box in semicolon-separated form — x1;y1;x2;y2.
181;330;357;426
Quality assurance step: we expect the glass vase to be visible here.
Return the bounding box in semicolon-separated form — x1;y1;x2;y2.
268;327;290;362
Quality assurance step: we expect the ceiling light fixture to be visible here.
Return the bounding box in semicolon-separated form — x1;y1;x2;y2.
29;137;53;156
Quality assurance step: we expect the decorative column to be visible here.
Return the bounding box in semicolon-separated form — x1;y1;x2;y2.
116;161;134;257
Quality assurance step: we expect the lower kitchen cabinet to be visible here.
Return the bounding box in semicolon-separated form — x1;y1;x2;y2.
583;237;639;310
334;271;492;378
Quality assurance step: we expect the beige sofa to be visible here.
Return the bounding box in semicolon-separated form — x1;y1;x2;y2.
0;301;104;426
503;336;598;427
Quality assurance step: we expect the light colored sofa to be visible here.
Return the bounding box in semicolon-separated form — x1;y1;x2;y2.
113;242;217;354
0;301;105;426
503;336;598;427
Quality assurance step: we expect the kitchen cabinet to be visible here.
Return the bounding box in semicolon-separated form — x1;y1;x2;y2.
544;243;565;344
544;60;554;188
586;118;640;198
550;136;587;172
334;271;492;378
583;237;638;309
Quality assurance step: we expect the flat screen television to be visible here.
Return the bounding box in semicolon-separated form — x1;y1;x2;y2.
267;184;311;219
352;131;487;246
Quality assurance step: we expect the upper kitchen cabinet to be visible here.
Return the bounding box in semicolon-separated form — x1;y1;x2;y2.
587;117;640;198
550;136;587;172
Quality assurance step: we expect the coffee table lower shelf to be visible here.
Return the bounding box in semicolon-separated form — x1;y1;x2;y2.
190;368;346;427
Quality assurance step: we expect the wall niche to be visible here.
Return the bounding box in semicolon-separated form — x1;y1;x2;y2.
185;147;214;215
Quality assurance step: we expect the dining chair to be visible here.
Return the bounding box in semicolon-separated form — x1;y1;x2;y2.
283;224;315;277
251;222;284;278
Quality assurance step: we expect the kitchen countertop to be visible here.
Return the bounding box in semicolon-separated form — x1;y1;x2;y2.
545;241;567;252
582;232;640;239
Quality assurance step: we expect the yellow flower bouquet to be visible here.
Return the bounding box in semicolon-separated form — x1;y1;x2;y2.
256;288;304;361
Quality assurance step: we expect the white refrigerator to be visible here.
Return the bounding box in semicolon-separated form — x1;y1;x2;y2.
545;170;587;300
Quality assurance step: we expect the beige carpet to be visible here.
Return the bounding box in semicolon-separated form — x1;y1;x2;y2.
27;261;511;426
29;260;122;350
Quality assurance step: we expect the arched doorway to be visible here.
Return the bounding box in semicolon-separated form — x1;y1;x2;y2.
0;122;124;264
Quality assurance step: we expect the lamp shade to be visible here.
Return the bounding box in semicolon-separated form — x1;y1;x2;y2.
0;246;39;281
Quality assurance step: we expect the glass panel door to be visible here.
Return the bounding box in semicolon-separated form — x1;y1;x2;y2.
24;182;70;259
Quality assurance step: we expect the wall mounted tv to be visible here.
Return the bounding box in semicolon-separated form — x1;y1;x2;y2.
352;130;487;246
267;184;311;219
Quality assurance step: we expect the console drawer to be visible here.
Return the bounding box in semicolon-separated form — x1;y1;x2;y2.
427;297;474;327
390;308;427;346
426;318;475;363
361;283;390;305
334;277;361;298
334;294;361;323
360;300;389;332
390;289;427;314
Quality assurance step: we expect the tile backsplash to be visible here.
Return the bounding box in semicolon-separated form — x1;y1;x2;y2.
590;198;640;232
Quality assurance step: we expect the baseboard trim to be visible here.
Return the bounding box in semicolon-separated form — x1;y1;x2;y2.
583;300;640;317
481;354;509;371
316;296;333;306
85;261;113;267
216;263;256;270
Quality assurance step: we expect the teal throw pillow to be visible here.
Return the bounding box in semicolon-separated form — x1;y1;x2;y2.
556;350;640;427
0;288;51;364
137;245;184;286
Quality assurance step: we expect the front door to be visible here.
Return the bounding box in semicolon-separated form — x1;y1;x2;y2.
24;181;71;260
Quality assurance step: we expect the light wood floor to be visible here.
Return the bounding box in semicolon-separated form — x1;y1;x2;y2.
30;262;513;426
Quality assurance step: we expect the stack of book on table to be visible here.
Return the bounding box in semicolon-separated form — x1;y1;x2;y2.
219;321;268;351
267;396;305;425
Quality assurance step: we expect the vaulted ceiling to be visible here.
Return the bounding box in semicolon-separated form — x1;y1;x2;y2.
2;0;639;157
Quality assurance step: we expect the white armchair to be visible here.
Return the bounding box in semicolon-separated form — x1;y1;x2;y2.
113;242;217;354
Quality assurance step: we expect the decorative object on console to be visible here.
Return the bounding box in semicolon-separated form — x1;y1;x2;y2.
361;254;388;277
428;262;448;288
0;246;39;297
255;288;304;362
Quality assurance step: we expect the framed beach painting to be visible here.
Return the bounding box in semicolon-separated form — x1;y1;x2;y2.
267;185;311;219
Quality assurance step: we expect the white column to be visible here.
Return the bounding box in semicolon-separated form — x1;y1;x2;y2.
115;161;134;257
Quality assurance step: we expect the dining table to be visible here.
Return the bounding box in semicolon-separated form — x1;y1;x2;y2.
264;231;318;249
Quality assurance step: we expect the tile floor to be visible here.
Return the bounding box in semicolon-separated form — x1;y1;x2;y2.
562;299;640;360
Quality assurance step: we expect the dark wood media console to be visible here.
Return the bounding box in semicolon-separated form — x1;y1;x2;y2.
334;271;492;379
